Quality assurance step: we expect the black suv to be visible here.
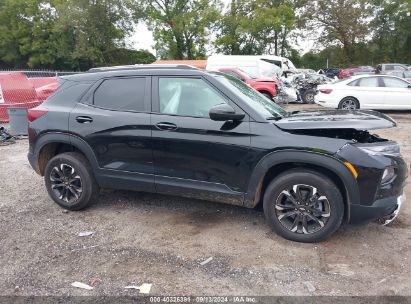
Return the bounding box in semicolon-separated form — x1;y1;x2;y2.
27;65;408;242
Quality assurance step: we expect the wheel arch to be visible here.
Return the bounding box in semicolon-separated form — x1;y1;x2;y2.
258;89;274;98
244;150;360;223
33;133;99;176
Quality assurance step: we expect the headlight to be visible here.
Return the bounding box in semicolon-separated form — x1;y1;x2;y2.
381;167;396;184
357;142;400;156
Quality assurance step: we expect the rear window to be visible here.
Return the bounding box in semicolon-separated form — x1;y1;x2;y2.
43;80;91;105
358;77;380;87
93;77;146;111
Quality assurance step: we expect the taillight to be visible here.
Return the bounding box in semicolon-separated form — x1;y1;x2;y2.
27;108;48;122
319;89;333;94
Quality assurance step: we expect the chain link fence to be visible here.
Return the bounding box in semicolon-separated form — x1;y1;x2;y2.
0;69;80;122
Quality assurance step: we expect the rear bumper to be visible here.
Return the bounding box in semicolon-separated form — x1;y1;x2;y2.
350;193;406;224
27;151;41;175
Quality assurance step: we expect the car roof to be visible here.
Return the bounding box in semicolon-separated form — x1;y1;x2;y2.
61;65;208;82
336;74;411;84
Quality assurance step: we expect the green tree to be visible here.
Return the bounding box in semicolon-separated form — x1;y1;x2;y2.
103;48;156;65
303;0;372;63
215;0;297;56
371;0;411;63
0;0;136;70
133;0;220;59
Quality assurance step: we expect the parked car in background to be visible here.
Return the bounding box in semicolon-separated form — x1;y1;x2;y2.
27;65;407;242
153;60;207;69
207;55;297;78
319;68;342;79
297;69;316;74
315;75;411;110
0;72;41;122
28;76;57;89
339;66;374;79
218;67;278;100
387;70;411;82
375;63;409;74
289;72;334;103
36;82;59;102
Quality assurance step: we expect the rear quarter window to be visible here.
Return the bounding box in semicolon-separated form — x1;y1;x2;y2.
44;80;93;105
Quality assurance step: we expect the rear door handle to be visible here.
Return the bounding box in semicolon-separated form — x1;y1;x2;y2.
155;122;177;131
76;116;93;123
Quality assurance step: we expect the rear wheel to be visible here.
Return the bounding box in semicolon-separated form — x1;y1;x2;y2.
339;97;359;110
263;169;344;243
44;152;99;210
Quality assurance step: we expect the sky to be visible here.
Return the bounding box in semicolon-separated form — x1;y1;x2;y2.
128;22;155;53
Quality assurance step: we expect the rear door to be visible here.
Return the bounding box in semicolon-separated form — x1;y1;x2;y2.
381;76;411;109
69;76;154;191
151;76;251;204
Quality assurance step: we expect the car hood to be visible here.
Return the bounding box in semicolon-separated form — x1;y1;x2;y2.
274;110;396;130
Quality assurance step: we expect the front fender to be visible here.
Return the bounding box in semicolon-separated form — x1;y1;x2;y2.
244;150;360;215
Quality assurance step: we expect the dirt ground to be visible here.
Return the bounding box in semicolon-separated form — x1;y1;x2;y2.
0;104;410;297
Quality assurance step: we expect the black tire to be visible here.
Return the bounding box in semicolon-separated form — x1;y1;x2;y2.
261;92;273;100
44;152;99;210
302;89;316;104
338;97;359;110
263;169;344;243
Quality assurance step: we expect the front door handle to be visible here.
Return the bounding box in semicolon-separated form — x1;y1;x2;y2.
155;122;178;131
76;116;93;123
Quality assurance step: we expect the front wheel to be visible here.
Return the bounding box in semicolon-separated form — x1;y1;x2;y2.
263;169;344;243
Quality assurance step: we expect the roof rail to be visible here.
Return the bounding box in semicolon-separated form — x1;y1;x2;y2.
88;64;199;73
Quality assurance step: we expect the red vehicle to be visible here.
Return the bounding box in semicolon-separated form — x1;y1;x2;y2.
218;68;278;100
0;72;41;122
338;66;375;79
36;82;59;102
28;76;57;89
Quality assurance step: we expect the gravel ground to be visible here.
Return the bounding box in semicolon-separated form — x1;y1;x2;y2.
0;104;410;297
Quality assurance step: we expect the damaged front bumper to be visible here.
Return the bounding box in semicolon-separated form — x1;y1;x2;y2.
350;193;406;225
380;193;406;225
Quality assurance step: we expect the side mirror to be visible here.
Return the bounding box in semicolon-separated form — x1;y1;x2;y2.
408;85;411;89
209;104;245;121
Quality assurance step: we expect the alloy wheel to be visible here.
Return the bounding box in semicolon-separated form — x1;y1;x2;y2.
50;163;82;204
341;99;357;110
274;184;331;234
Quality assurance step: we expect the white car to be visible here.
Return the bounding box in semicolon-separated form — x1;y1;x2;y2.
315;75;411;110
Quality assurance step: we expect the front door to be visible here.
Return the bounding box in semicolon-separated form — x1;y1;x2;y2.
381;76;411;109
151;76;251;205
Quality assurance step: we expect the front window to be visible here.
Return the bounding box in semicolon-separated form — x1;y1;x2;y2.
216;74;286;119
158;77;227;117
382;77;409;88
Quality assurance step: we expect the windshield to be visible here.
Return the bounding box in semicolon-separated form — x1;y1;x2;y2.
238;68;256;79
216;73;287;119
